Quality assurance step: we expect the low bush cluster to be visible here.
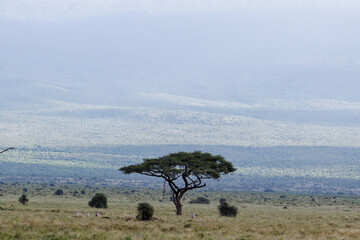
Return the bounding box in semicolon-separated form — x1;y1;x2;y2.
89;193;108;208
218;200;237;217
189;196;210;204
18;194;29;205
54;189;63;196
136;202;154;221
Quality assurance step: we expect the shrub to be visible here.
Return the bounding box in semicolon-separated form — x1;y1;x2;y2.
218;201;238;217
18;194;29;205
136;202;154;221
54;189;63;196
189;196;210;204
89;193;108;208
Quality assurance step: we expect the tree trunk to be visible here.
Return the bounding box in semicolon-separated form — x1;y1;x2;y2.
175;203;182;215
173;193;183;215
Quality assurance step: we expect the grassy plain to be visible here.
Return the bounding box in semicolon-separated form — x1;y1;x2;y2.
1;184;360;239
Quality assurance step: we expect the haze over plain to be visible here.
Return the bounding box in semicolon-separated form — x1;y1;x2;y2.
1;1;360;192
1;0;360;147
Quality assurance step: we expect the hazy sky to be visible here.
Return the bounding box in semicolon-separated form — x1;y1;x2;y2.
1;0;360;102
1;1;360;148
2;0;360;21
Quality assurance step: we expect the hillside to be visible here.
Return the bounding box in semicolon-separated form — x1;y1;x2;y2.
1;145;360;194
1;8;360;195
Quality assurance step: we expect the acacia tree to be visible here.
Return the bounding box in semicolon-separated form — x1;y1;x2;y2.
119;151;236;215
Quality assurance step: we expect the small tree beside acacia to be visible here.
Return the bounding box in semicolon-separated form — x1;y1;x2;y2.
119;151;236;215
137;202;154;221
89;193;108;208
18;194;29;205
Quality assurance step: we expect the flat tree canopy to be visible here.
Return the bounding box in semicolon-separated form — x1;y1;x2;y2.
120;151;236;215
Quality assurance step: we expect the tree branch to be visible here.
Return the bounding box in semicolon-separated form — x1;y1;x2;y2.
0;147;14;154
142;172;163;178
182;173;189;188
188;176;200;186
167;177;180;192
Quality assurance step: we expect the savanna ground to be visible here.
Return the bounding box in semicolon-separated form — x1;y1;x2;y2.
1;183;360;239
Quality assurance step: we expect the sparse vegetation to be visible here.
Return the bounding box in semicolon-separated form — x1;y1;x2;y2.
218;200;238;217
54;189;63;196
0;183;360;239
3;145;360;195
189;196;210;204
88;193;108;208
136;202;154;221
18;194;29;205
120;151;236;215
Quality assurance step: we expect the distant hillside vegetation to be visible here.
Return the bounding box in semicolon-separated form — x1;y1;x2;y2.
1;145;360;195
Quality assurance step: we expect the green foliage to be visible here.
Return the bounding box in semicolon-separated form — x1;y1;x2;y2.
54;189;63;196
120;151;236;180
89;193;108;208
136;202;154;221
18;194;29;205
189;196;210;204
120;151;235;215
218;201;237;217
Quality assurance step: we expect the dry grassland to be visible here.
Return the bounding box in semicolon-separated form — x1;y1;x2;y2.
1;194;360;240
